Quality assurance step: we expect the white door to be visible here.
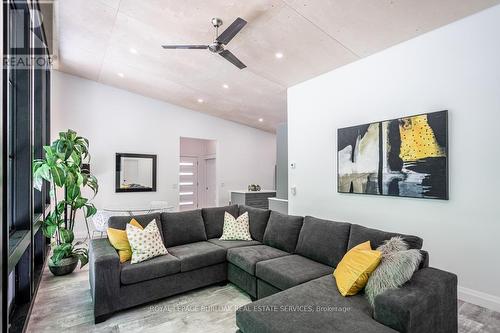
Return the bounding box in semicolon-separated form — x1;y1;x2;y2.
204;158;216;207
179;157;198;211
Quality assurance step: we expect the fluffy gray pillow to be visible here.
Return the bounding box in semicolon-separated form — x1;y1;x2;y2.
365;237;422;307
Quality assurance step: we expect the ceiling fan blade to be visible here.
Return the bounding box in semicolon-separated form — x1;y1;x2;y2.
219;50;246;69
162;45;208;49
216;17;247;45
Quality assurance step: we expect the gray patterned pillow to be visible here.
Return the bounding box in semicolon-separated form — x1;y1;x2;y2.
220;212;252;241
365;237;422;306
126;220;168;264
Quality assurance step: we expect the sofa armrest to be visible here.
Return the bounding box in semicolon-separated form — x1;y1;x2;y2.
373;267;457;333
89;238;120;322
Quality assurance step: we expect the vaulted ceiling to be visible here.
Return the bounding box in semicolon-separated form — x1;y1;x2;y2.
54;0;500;132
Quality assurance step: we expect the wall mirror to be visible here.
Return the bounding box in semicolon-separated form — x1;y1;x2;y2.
115;153;157;192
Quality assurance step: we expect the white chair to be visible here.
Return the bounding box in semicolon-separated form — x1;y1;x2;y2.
91;210;127;239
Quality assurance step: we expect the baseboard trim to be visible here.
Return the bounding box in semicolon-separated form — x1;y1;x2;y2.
458;286;500;313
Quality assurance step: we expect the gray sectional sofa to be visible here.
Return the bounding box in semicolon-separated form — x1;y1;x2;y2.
89;205;458;333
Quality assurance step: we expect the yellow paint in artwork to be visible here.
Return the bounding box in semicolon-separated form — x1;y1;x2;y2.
399;115;445;162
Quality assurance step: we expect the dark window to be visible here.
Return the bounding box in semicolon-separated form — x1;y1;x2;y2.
2;1;52;331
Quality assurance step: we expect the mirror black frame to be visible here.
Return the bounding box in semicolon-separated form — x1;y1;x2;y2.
115;153;157;192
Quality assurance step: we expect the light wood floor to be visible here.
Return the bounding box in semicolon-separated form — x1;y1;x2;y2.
26;263;500;333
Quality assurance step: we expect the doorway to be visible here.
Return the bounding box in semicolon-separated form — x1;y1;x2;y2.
179;137;217;211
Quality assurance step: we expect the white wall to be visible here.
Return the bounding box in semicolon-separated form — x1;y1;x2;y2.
288;5;500;311
180;137;216;157
51;71;276;237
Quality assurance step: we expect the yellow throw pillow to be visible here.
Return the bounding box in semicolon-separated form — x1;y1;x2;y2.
333;241;382;296
107;219;143;263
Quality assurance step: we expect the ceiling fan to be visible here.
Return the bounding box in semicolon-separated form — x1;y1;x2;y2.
162;17;247;69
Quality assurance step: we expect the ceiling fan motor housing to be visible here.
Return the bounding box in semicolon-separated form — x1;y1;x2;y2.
209;42;224;53
211;17;223;28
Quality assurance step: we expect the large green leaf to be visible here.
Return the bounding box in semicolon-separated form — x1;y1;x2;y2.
65;171;75;187
55;200;66;215
51;165;65;187
59;228;74;244
73;197;88;209
51;243;74;264
85;203;97;218
55;138;74;161
86;174;99;195
67;129;77;141
76;173;84;187
71;150;81;167
43;146;57;166
32;160;44;172
33;163;51;191
73;248;89;268
58;131;68;140
42;217;58;238
66;184;80;201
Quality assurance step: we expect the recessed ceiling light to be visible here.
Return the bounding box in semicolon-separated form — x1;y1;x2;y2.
117;72;125;78
275;52;284;59
197;98;204;103
258;118;264;122
222;84;229;89
129;48;138;54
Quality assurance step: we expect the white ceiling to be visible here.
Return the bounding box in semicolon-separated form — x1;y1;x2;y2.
54;0;500;132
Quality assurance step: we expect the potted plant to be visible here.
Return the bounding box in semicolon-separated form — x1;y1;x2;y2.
33;129;98;276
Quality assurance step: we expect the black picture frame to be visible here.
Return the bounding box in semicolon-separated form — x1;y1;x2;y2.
337;110;449;200
115;153;157;193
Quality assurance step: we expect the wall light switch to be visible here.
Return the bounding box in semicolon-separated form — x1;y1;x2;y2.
221;182;225;188
291;186;297;196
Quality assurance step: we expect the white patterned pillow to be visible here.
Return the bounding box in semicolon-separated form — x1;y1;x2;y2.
126;220;168;264
220;212;252;241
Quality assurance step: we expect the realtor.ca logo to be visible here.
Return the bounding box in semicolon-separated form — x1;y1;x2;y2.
4;0;54;70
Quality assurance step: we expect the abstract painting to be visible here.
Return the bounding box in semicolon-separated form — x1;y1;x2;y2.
337;111;448;200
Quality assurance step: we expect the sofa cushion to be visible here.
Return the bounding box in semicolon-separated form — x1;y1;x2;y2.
168;241;226;272
108;213;163;240
107;218;143;263
256;255;332;290
295;216;351;267
227;245;290;275
160;210;207;247
126;221;168;264
348;224;423;250
262;211;304;253
236;275;396;333
334;241;382;297
202;205;239;239
220;212;252;241
239;205;271;242
208;238;261;250
120;254;180;285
